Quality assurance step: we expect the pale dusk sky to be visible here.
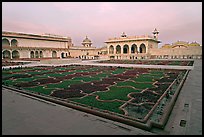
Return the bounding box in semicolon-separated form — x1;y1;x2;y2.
2;2;202;48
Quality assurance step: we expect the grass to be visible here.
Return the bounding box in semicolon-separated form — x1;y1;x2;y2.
46;80;82;89
111;68;128;74
2;79;20;86
72;76;101;82
94;86;141;101
168;61;182;65
14;75;48;82
23;86;54;95
71;95;124;114
46;73;65;77
132;76;156;82
116;80;154;89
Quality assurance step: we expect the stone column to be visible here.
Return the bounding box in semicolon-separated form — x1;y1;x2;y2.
113;45;116;55
10;50;13;60
129;45;132;55
137;46;140;53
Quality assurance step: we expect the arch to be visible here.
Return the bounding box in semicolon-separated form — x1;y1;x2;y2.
30;51;34;58
52;51;57;58
139;43;146;53
12;50;20;59
131;44;137;53
35;51;39;58
40;51;43;58
116;45;121;54
123;44;129;54
2;38;10;47
109;45;114;54
61;52;65;58
3;50;11;59
11;39;18;47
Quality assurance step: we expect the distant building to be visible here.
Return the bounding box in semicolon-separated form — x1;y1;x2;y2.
2;29;202;61
105;29;202;59
104;29;161;59
150;40;202;59
2;31;72;60
69;36;104;60
2;31;104;60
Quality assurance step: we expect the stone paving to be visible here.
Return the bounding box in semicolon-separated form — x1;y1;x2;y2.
2;59;202;135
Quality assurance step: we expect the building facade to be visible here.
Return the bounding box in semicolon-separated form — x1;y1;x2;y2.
150;41;202;59
69;36;103;60
2;31;72;60
105;29;202;59
2;29;202;61
2;31;104;60
105;29;160;60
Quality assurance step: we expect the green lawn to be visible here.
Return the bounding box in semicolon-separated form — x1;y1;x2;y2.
94;86;141;101
111;68;128;74
23;86;54;95
116;80;154;89
71;95;124;114
46;79;82;89
132;75;156;82
14;75;48;82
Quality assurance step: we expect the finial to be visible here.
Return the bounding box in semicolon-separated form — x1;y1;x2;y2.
121;32;127;37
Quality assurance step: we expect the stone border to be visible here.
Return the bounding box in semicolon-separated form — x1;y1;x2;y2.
150;70;190;128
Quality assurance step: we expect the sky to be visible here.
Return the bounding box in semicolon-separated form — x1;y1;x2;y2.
2;2;202;48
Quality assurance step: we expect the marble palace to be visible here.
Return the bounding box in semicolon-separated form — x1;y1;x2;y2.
2;29;202;61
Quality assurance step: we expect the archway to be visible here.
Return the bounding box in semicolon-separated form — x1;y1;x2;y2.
52;51;57;58
3;50;11;59
61;52;65;58
116;45;121;54
30;51;34;58
11;39;18;47
131;44;137;53
12;50;20;59
2;39;10;47
139;44;146;53
40;51;43;58
123;45;129;54
109;45;114;54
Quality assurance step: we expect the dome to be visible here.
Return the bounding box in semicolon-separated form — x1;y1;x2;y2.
188;41;200;46
173;40;188;46
82;36;92;43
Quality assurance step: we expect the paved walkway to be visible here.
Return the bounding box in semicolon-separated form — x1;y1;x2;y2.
74;62;194;70
2;59;194;70
151;59;202;135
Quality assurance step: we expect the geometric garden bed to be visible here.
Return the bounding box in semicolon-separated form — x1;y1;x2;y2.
2;64;189;131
